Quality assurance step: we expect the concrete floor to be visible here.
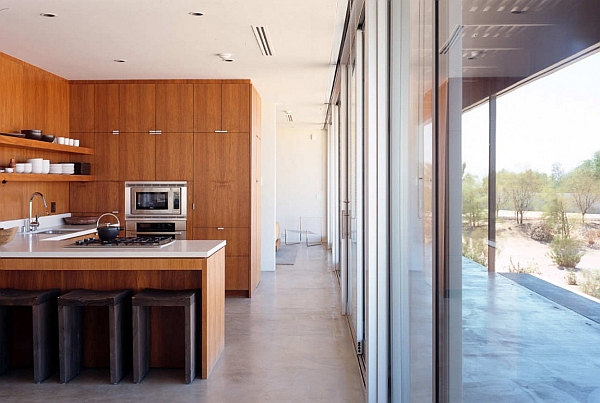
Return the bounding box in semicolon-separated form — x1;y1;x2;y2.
463;259;600;403
0;245;365;403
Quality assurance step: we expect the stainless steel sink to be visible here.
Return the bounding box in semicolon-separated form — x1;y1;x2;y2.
37;229;83;234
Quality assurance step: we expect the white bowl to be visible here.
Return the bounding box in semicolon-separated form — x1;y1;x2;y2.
27;158;43;163
31;164;43;174
5;167;14;173
15;163;25;173
23;163;32;174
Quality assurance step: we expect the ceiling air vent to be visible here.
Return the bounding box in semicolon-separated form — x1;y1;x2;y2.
252;26;274;56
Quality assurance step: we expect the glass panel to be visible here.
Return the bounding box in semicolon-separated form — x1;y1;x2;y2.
435;0;600;400
462;103;489;269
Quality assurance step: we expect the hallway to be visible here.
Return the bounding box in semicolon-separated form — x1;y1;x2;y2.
0;245;365;403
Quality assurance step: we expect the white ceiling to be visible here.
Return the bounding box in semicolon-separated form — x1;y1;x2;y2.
0;0;347;130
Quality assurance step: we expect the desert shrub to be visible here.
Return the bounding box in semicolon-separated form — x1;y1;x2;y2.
580;269;600;299
547;237;583;268
585;230;598;246
506;257;540;274
530;223;554;242
565;269;578;285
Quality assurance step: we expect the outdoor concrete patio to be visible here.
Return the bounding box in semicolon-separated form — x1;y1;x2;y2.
463;258;600;403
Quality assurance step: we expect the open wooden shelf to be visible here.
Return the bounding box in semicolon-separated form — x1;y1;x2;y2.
0;135;93;155
0;173;94;182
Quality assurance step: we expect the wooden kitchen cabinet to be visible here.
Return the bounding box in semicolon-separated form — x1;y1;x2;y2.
193;227;250;256
193;227;250;291
0;54;24;133
119;132;155;181
95;84;119;132
155;83;193;133
193;132;250;227
155;132;194;181
93;132;120;181
70;84;94;133
69;181;122;218
193;83;221;132
194;83;250;133
119;84;155;133
222;83;250;133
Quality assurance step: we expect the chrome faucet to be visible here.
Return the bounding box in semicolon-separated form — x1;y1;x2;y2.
28;192;49;232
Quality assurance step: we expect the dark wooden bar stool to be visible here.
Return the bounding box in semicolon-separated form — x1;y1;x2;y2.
58;289;132;384
0;288;60;383
132;289;196;384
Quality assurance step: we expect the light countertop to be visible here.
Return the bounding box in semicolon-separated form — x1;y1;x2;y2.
0;229;225;259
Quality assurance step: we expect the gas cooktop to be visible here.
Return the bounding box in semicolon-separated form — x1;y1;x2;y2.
67;236;175;248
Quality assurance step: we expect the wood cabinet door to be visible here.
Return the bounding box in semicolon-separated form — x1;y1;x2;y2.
193;132;250;227
222;83;250;133
94;132;120;181
193;83;221;132
224;257;249;291
155;83;193;133
95;84;119;132
119;84;155;133
70;84;94;133
119;132;155;181
193;227;250;256
155;132;194;181
0;55;23;133
69;181;122;215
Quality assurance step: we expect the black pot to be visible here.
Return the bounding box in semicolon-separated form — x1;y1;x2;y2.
96;213;122;242
97;225;122;242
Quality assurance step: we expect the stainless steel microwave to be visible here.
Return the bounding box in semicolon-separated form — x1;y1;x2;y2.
125;181;187;219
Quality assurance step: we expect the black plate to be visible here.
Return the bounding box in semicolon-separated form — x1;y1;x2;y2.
0;132;26;138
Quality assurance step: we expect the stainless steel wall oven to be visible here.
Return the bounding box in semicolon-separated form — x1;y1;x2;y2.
125;181;187;239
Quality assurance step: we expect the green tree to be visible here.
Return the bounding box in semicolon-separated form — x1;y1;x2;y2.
462;173;487;227
543;190;571;238
564;166;600;224
503;169;545;224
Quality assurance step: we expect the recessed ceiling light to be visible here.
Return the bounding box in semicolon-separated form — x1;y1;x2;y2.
40;12;57;18
218;53;234;62
189;11;204;16
113;59;127;63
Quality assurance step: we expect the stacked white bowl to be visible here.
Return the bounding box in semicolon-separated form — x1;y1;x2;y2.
61;163;75;175
27;159;43;174
41;159;50;174
49;164;63;174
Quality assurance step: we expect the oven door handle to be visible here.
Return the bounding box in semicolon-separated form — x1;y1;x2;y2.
132;232;183;236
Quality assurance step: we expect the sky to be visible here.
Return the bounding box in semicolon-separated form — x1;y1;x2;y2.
462;51;600;179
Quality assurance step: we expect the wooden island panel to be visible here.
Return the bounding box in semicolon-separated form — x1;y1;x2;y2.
0;248;225;379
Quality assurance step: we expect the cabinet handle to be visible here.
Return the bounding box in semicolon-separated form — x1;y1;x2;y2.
214;130;228;133
217;227;225;230
112;130;119;135
155;130;162;134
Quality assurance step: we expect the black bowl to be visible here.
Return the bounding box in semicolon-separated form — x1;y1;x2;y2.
41;134;55;143
21;130;43;140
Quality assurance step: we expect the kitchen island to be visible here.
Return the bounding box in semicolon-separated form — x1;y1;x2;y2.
0;233;226;379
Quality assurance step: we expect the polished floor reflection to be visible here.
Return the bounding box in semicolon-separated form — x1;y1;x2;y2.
0;245;365;403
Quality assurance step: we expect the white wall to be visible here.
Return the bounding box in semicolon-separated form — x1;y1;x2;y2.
261;102;277;271
276;126;327;242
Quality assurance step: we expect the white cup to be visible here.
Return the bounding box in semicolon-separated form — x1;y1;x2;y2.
15;163;25;173
73;139;80;147
57;137;65;145
23;163;32;174
31;164;43;174
5;167;14;173
68;138;74;146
